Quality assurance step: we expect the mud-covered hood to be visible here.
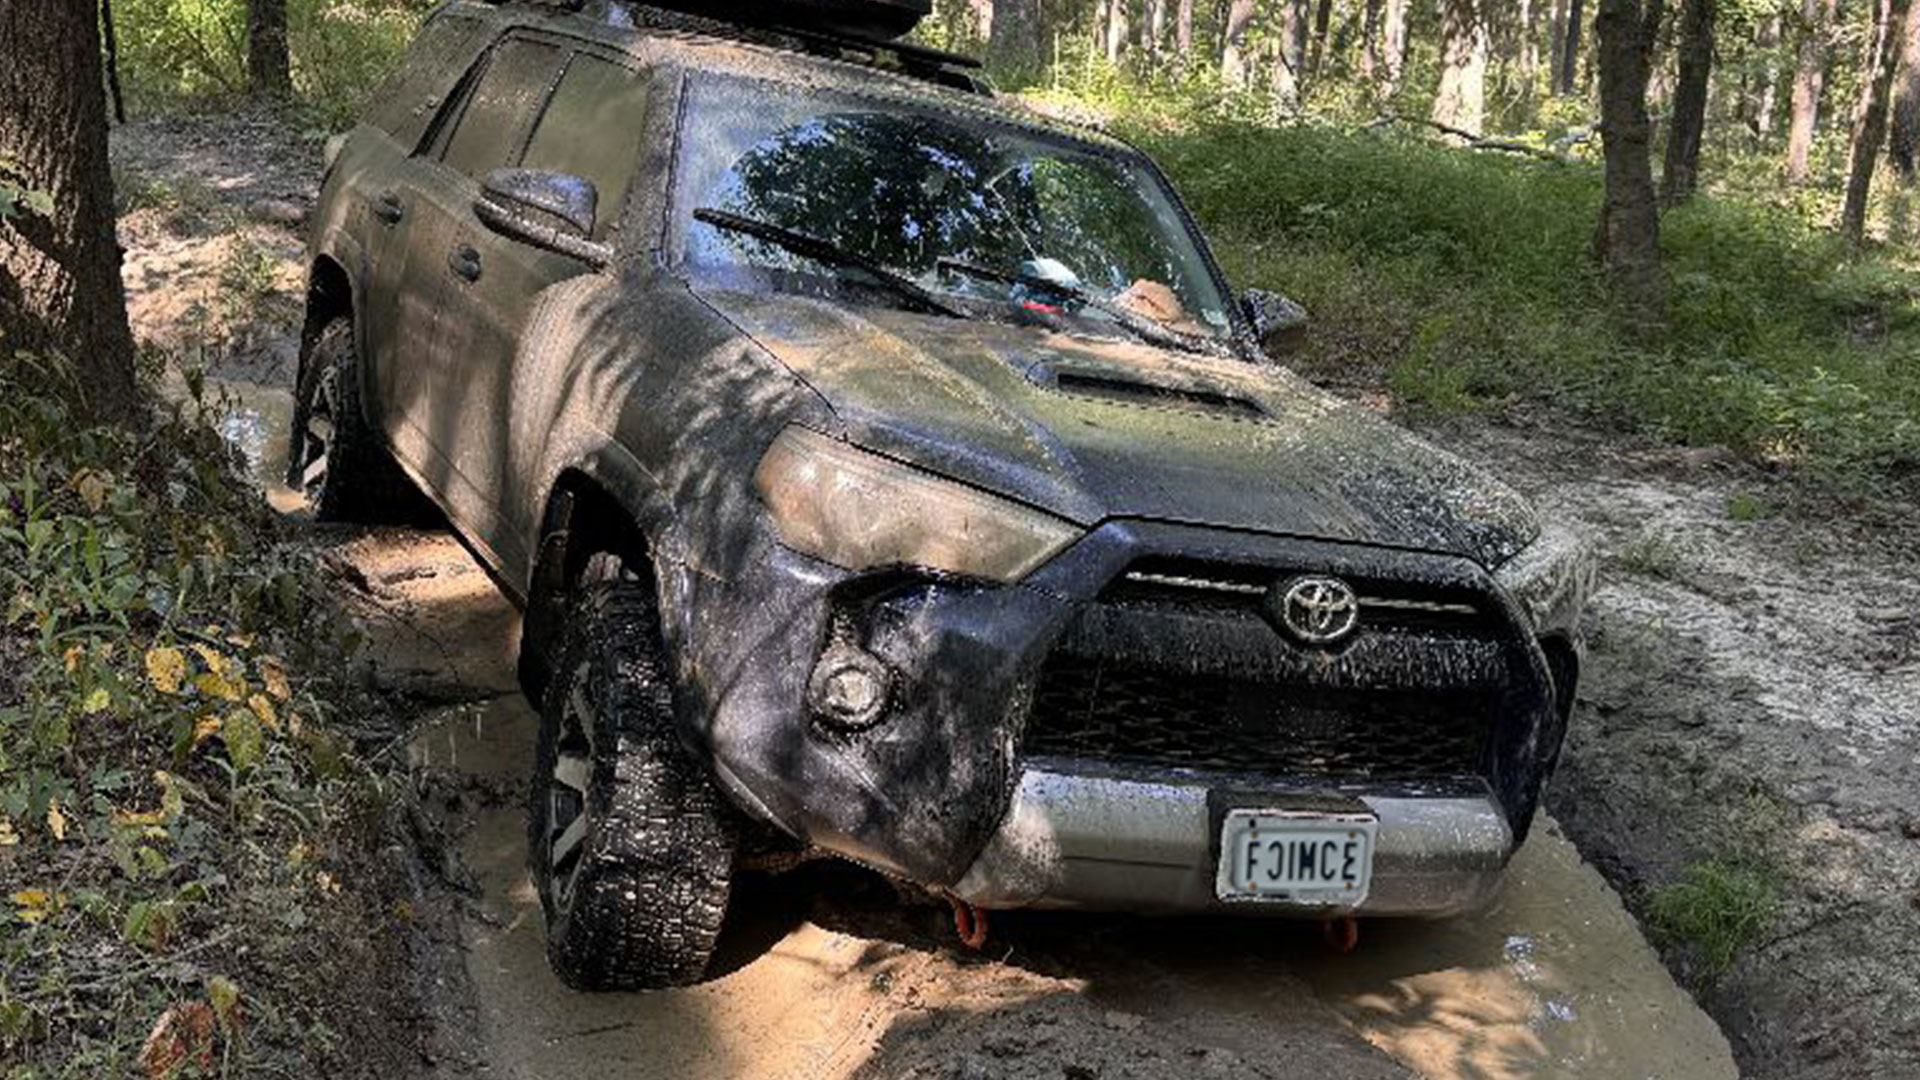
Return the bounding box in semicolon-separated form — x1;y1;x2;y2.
701;289;1541;568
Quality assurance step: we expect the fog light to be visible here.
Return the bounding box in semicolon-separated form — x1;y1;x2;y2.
808;645;891;731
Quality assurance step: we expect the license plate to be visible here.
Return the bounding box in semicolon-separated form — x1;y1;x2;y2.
1215;809;1377;906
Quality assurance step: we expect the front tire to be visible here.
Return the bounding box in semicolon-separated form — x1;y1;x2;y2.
287;317;420;522
528;553;737;991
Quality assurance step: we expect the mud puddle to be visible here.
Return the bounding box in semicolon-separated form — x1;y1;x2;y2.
364;525;1731;1080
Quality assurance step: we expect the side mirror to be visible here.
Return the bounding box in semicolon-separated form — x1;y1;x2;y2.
1241;288;1309;355
475;168;612;267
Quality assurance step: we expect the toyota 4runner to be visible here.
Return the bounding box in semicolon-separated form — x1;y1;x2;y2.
293;0;1598;990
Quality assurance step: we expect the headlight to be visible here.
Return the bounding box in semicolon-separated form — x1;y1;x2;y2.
754;425;1081;583
1494;524;1599;635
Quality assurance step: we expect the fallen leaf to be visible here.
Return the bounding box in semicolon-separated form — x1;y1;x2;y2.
0;818;18;846
45;799;67;842
224;709;263;771
11;890;58;924
62;645;84;674
191;715;222;748
145;647;187;694
138;1001;217;1079
247;693;279;732
71;469;110;512
205;976;243;1036
259;658;291;701
193;671;244;702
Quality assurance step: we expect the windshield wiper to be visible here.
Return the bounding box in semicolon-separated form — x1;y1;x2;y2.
936;258;1222;355
692;208;962;319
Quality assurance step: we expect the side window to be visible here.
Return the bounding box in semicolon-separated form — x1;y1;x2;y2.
519;54;650;240
365;13;488;150
437;38;566;180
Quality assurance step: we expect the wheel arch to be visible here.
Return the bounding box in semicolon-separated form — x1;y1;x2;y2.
518;461;665;699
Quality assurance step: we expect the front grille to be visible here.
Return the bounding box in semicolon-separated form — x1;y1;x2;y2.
1025;653;1494;779
1023;552;1510;780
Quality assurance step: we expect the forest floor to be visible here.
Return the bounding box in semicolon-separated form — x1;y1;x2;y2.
108;108;1916;1080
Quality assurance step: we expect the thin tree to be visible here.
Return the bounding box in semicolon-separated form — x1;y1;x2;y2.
0;0;139;423
1223;0;1257;85
246;0;293;98
1786;0;1838;183
1379;0;1409;95
1661;0;1715;205
1842;0;1915;243
1307;0;1335;82
1748;11;1782;143
1274;0;1307;105
1887;0;1920;235
1594;0;1668;340
1176;0;1194;56
1433;0;1490;134
988;0;1044;77
1105;0;1129;62
1556;0;1586;94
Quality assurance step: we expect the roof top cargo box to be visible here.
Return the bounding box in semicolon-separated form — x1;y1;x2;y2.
503;0;932;40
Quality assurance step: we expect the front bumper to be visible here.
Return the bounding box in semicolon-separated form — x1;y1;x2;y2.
954;765;1511;915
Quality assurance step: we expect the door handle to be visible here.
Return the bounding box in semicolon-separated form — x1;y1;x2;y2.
449;244;482;283
373;192;404;225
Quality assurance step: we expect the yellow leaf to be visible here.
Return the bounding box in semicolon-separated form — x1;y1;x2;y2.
71;469;109;512
259;659;291;702
192;715;223;747
45;799;68;842
145;647;187;694
12;889;58;924
247;693;280;733
191;644;230;679
62;645;84;674
81;687;110;715
0;818;19;846
193;672;244;702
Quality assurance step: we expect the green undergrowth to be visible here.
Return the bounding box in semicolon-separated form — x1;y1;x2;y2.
1086;101;1920;491
1649;860;1779;986
0;354;401;1077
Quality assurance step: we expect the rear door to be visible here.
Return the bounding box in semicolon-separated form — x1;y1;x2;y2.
380;32;569;534
420;46;654;572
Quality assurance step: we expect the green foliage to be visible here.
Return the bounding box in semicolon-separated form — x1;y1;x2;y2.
1087;102;1920;486
1649;860;1778;984
113;0;434;125
0;356;383;1076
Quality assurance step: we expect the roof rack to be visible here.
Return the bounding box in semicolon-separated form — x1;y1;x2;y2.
485;0;984;91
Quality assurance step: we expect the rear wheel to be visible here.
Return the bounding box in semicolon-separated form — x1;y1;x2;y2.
528;553;738;991
287;317;422;522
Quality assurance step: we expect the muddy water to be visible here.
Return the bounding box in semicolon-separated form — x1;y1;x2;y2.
368;529;1732;1080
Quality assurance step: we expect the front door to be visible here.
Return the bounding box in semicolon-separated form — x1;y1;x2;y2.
427;49;654;570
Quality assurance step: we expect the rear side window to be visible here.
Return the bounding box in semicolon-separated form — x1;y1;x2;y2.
519;55;649;239
438;38;566;179
365;13;488;149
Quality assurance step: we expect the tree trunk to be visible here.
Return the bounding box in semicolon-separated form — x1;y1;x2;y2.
1786;0;1837;183
1843;0;1914;242
1556;0;1585;95
246;0;292;99
1432;0;1489;134
988;0;1044;75
1145;0;1166;57
1661;0;1714;205
1105;0;1129;62
1380;0;1409;94
1307;0;1335;81
0;0;139;423
1176;0;1193;56
1515;0;1540;94
1594;0;1667;341
1222;0;1257;85
1273;0;1306;105
1751;13;1782;142
966;0;993;44
1361;0;1384;78
1886;0;1920;240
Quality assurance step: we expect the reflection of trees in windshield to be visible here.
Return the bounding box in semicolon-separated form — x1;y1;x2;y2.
705;110;1206;311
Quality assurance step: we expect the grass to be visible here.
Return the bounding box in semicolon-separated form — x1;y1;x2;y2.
1612;530;1687;580
0;353;403;1076
1649;860;1778;985
1076;100;1920;491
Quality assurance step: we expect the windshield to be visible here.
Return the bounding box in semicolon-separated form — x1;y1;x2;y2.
672;76;1235;340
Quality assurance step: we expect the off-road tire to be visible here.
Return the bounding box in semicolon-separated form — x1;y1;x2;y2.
528;553;737;991
287;318;421;522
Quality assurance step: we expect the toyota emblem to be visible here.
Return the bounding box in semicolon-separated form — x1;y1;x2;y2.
1268;575;1360;645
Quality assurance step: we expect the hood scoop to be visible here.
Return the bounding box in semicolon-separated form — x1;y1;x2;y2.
1042;368;1268;422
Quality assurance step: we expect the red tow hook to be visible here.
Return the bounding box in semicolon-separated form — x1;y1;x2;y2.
1322;914;1361;953
947;893;990;951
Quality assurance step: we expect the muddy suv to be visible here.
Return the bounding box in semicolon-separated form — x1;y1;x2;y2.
294;0;1597;990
